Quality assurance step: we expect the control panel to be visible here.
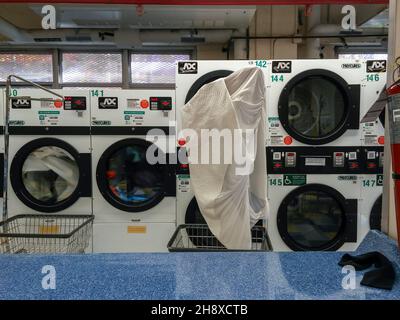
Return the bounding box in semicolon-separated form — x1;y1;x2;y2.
64;96;87;110
150;97;172;111
363;146;384;174
267;147;367;174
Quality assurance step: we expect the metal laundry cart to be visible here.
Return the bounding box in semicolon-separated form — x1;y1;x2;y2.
0;214;94;254
168;224;272;252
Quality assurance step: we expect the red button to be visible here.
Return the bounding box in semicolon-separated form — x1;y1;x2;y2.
178;138;186;146
106;170;117;179
350;163;359;168
368;163;377;168
140;99;149;108
274;163;282;168
54;100;63;108
180;164;189;168
283;136;293;145
378;136;385;145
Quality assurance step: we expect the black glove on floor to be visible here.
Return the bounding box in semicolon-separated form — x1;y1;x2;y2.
338;251;395;290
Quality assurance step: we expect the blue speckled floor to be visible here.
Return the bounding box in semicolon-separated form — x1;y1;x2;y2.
0;231;399;300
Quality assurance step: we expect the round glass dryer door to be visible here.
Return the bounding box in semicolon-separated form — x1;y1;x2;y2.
96;139;166;212
10;138;83;212
278;70;357;145
277;184;347;251
185;70;233;103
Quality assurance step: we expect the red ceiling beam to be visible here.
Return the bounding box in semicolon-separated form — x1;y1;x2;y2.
0;0;389;5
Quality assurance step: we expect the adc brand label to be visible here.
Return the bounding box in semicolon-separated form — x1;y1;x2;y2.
366;60;387;73
272;61;292;73
11;98;31;109
283;174;306;186
99;97;118;109
178;61;198;74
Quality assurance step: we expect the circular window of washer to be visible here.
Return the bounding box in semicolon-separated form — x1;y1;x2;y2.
97;139;166;212
10;138;82;212
277;185;347;251
185;70;233;103
278;70;355;145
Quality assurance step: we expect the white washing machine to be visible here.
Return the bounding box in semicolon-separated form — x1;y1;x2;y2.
266;59;363;147
267;146;364;251
0;89;4;218
7;88;92;217
360;60;387;147
360;146;384;235
90;88;176;253
175;60;268;136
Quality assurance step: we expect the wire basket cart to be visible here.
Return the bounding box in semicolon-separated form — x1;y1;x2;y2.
168;224;272;252
0;214;94;254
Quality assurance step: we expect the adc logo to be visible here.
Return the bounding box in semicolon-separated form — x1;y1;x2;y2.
99;97;118;109
272;61;292;73
11;98;31;109
367;60;386;73
178;62;198;74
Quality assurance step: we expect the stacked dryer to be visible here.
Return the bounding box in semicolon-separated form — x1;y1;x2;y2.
90;88;176;253
359;60;387;234
266;59;385;251
175;60;268;244
0;89;4;217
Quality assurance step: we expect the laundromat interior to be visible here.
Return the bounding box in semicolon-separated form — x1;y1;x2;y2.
1;0;400;303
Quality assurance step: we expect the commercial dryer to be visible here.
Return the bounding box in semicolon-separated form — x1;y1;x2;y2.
90;88;176;253
0;89;4;218
7;88;92;217
360;60;387;147
360;146;384;233
176;60;268;136
266;59;363;147
266;146;364;251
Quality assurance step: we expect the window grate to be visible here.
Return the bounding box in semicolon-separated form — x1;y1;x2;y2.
131;53;190;84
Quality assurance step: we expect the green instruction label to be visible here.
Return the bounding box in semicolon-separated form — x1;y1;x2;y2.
377;174;384;186
283;174;307;186
124;111;145;115
38;111;60;115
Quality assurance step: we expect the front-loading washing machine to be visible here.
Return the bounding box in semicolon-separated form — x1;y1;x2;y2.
266;146;364;251
360;60;387;147
7;88;92;218
360;146;384;233
0;89;4;217
175;60;268;136
266;59;363;147
90;88;176;253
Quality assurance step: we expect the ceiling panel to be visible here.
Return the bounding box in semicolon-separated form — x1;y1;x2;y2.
29;4;256;29
0;4;42;29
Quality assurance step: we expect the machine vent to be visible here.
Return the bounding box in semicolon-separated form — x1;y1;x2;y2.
65;36;92;42
34;37;62;42
181;36;205;43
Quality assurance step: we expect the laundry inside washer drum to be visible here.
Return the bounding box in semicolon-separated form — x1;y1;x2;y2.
105;144;164;204
287;77;346;138
285;190;343;249
22;146;79;203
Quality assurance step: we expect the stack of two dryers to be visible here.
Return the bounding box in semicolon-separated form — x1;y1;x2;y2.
266;59;386;252
175;60;270;248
